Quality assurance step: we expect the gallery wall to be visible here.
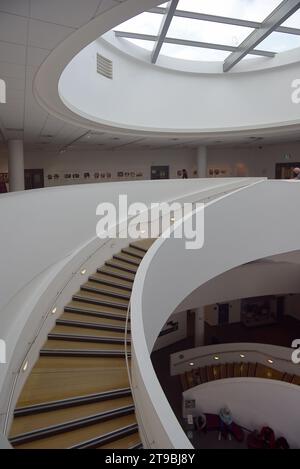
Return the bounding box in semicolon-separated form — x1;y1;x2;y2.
1;140;300;187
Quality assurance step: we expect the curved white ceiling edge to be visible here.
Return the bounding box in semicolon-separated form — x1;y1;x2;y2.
34;0;300;137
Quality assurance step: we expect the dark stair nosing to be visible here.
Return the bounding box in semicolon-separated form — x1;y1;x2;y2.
121;249;144;260
129;243;148;253
89;276;132;292
40;349;131;358
48;333;130;345
113;255;140;267
14;388;132;417
73;294;128;311
129;442;143;450
80;285;130;301
68;423;139;449
64;305;127;322
97;268;134;283
10;405;135;446
105;261;137;275
56;318;129;333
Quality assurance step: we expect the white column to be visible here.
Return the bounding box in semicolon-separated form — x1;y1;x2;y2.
196;145;207;178
8;140;24;192
194;308;205;347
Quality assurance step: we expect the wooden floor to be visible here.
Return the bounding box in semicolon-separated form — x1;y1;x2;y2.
9;239;155;449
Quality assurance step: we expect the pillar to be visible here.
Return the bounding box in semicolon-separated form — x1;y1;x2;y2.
194;308;205;347
8;140;24;191
196;145;207;178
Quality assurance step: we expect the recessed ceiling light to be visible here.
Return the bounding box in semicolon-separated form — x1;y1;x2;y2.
268;359;274;364
51;307;57;315
240;354;245;358
80;269;87;275
189;362;194;366
214;356;220;361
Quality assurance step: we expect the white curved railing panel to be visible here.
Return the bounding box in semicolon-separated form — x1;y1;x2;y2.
131;180;300;448
183;379;300;449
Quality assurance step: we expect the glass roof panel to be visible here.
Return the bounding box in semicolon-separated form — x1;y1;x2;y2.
255;31;300;52
115;12;162;36
167;17;253;47
281;9;300;28
177;0;284;22
160;42;230;61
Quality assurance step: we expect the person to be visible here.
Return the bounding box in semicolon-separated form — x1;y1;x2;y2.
292;167;300;179
182;169;188;179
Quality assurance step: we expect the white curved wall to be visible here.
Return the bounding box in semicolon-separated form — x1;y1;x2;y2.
183;379;300;448
59;37;300;134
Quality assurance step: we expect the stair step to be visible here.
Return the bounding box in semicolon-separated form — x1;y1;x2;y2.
56;319;128;334
97;267;134;283
81;284;131;301
121;248;144;260
16;357;130;408
48;333;129;345
64;306;127;322
69;422;139;450
13;416;138;449
105;261;137;275
113;255;140;267
10;405;135;447
11;396;133;438
73;293;128;311
129;243;148;253
14;388;132;417
88;275;132;292
40;349;130;358
61;311;126;327
102;432;141;449
44;339;130;352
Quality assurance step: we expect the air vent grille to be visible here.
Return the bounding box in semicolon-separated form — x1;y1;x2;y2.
97;53;113;79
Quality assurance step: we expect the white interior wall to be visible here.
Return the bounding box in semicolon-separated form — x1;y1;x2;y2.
1;140;300;185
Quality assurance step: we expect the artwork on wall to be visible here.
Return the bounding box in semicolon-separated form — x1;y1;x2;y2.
0;173;8;183
177;170;182;177
117;171;124;178
84;172;90;179
208;167;228;177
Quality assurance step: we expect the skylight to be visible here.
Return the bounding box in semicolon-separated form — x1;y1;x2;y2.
113;1;300;71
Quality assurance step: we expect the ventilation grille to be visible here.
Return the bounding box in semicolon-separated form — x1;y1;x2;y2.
97;53;113;79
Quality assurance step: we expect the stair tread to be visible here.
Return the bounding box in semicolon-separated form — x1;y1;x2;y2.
66;300;127;315
44;339;129;351
59;312;126;327
16;356;129;407
52;324;125;338
74;290;129;306
99;266;135;281
13;414;137;449
10;396;133;438
90;272;133;288
100;432;141;449
86;280;131;295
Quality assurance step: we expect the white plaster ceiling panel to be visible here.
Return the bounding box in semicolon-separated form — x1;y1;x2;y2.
0;0;30;17
30;0;101;29
28;19;75;50
0;41;26;66
0;12;28;45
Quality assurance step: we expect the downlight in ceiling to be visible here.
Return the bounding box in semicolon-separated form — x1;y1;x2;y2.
97;53;113;79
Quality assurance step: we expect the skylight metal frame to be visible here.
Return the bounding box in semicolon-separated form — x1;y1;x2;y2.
114;0;300;71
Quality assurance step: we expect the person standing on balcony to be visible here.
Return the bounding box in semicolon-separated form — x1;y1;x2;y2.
182;169;188;179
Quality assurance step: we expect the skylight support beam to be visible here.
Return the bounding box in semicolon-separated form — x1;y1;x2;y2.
223;0;300;72
151;0;179;64
149;7;300;36
115;31;276;58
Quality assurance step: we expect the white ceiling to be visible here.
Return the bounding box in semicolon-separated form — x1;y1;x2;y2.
1;0;300;154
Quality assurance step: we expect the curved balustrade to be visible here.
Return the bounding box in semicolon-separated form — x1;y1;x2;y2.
130;180;300;448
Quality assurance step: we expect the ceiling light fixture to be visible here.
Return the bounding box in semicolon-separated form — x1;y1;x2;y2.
214;356;220;361
240;354;245;358
80;269;87;275
51;307;57;315
268;359;274;364
189;362;194;367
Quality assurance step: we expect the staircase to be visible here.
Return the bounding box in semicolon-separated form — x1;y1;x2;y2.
180;362;300;392
8;240;154;449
